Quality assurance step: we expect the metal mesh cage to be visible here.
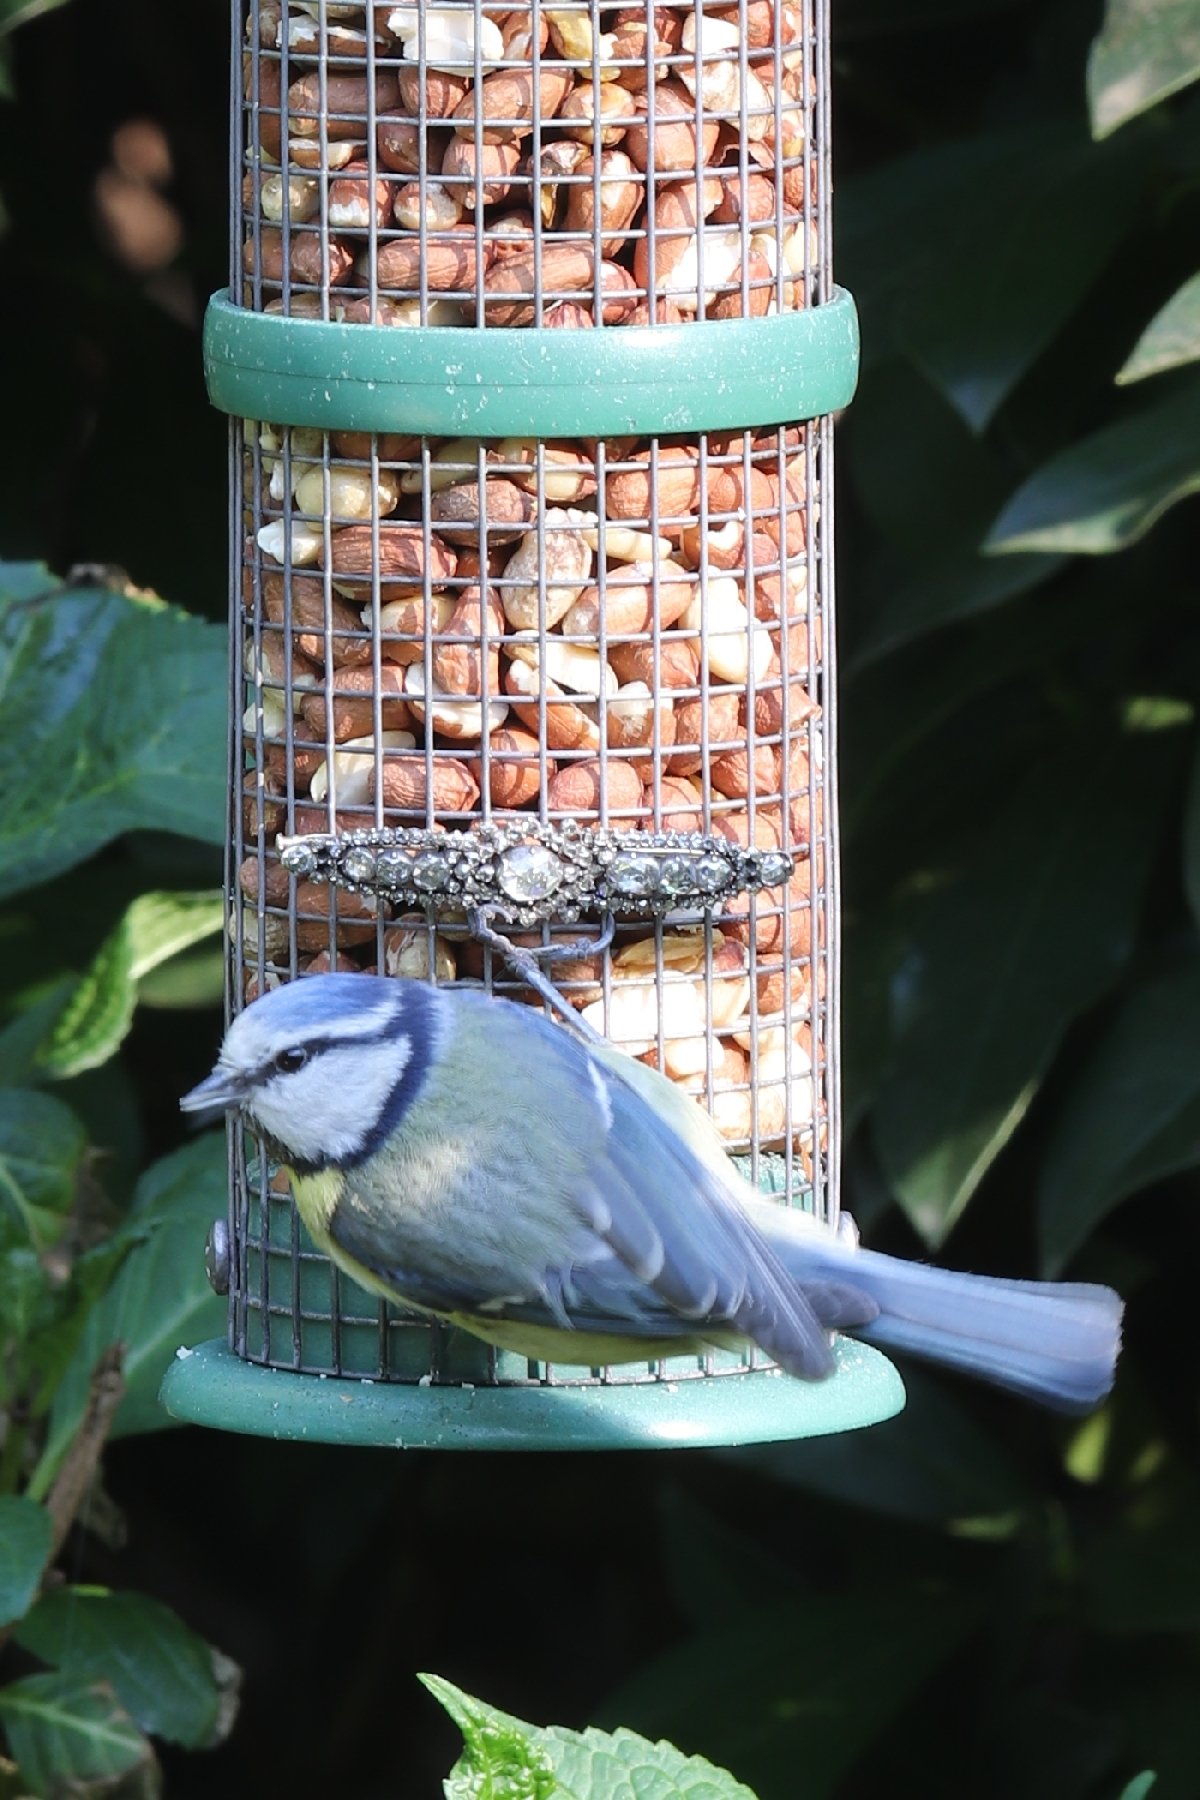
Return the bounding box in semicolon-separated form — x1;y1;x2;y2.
233;415;835;1380
158;0;901;1448
237;0;826;327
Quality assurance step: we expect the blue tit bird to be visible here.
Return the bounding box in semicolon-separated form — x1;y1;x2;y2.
181;973;1123;1411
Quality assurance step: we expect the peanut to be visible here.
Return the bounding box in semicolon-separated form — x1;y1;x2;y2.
371;753;480;815
468;725;553;808
561;559;693;637
450;64;575;142
430;584;506;696
625;80;718;173
300;665;413;742
546;757;644;817
287;70;399;138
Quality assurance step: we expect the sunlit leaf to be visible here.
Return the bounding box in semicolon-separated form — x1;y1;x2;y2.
39;892;223;1080
986;375;1200;556
426;1674;758;1800
1088;0;1200;137
1118;272;1200;384
0;0;74;33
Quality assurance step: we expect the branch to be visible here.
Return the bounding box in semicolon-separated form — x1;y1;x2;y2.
44;1343;126;1560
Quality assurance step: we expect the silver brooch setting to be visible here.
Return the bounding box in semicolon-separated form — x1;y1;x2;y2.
276;819;794;927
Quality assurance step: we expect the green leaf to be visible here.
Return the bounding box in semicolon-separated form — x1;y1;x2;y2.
0;1089;87;1251
1118;272;1200;384
39;892;223;1080
35;1137;227;1492
0;1674;150;1796
424;1674;758;1800
1084;1505;1200;1634
0;1497;52;1626
872;736;1178;1245
896;129;1147;432
1116;1776;1157;1800
0;0;74;33
656;1489;805;1631
834;0;1027;32
1038;960;1200;1274
840;359;1066;667
0;981;75;1086
0;1246;47;1357
23;1221;152;1419
1088;0;1200;138
1184;735;1200;931
986;374;1200;556
593;1588;973;1800
726;1365;1032;1531
839;122;1147;425
0;567;225;902
17;1588;238;1751
850;546;1065;670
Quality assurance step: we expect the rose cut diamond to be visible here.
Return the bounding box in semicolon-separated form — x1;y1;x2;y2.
412;852;451;892
758;851;793;887
694;853;732;894
279;842;318;877
659;855;698;896
608;853;661;898
497;843;563;904
341;847;378;883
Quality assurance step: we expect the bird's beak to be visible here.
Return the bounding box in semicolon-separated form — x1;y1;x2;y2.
180;1067;247;1116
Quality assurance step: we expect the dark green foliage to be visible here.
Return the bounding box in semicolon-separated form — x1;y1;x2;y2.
1;0;1199;1795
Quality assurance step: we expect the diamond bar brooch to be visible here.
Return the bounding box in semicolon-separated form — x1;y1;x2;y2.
276;820;795;929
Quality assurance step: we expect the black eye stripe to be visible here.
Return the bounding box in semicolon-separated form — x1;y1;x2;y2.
252;1020;406;1089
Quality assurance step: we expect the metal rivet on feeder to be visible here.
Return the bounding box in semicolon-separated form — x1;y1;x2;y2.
160;0;904;1447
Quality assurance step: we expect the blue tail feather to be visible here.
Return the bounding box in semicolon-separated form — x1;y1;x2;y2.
755;1211;1123;1412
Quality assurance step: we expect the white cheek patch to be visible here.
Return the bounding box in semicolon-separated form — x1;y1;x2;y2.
249;1038;413;1166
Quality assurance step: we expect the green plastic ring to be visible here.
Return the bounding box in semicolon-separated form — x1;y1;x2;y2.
159;1336;904;1451
203;287;859;437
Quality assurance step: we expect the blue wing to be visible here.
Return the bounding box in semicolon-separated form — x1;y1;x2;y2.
328;992;876;1377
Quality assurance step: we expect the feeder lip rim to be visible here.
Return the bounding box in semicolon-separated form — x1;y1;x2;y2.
159;1336;904;1450
203;287;860;436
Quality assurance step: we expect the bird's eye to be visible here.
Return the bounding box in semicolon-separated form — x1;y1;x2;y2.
274;1047;309;1075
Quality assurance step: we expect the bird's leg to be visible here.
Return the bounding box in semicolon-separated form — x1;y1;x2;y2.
466;908;612;1048
536;913;616;964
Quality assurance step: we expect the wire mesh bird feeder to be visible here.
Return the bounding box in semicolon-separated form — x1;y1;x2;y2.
160;0;903;1448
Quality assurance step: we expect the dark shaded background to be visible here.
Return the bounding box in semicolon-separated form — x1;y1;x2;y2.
3;1;1198;1796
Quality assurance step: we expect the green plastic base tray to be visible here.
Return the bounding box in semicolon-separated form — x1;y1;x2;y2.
159;1336;904;1451
203;287;859;437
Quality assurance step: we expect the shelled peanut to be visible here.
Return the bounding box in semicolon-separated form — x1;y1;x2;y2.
239;0;817;324
238;417;823;1151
